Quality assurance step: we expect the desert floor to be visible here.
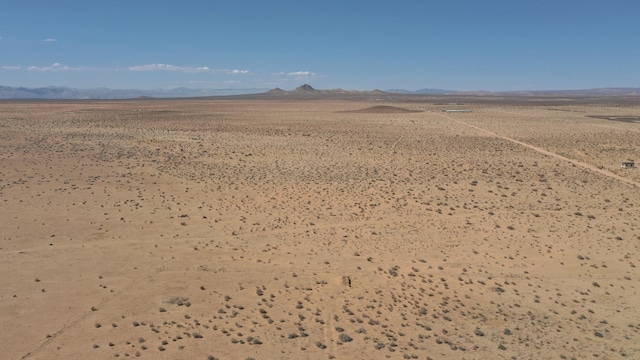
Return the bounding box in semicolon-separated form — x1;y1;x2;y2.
1;98;639;359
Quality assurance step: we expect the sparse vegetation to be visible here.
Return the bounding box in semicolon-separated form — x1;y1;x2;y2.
1;99;638;360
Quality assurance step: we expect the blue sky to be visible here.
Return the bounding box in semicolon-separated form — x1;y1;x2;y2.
1;0;639;91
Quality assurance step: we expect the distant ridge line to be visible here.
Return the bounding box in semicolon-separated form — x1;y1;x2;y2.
1;84;639;100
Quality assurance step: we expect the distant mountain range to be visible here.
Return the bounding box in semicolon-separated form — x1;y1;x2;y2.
0;86;270;99
386;87;640;96
1;84;639;100
500;88;640;96
386;88;453;95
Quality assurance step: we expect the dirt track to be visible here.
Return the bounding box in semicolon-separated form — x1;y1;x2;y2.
438;112;640;188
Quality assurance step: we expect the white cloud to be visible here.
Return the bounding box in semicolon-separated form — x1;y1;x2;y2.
27;63;75;71
230;69;249;75
43;38;57;42
128;64;211;73
287;71;316;77
2;65;21;70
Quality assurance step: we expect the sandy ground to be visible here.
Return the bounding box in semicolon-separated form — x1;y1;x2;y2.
1;99;639;359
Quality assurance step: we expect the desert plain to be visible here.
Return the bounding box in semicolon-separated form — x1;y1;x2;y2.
1;96;639;359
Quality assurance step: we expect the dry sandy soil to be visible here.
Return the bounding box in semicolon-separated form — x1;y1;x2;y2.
1;98;639;359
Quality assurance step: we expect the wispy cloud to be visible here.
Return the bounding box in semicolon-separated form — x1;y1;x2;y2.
287;71;316;77
128;64;211;73
2;65;21;70
230;69;249;75
43;38;57;42
273;71;318;79
27;63;80;72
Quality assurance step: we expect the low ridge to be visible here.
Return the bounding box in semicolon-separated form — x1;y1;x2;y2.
343;105;423;113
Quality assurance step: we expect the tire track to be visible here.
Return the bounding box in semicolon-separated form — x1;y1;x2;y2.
322;309;337;357
436;112;640;188
391;135;403;149
20;270;156;359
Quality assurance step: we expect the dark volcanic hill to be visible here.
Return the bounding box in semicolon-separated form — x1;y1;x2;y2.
295;84;316;92
217;84;395;101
